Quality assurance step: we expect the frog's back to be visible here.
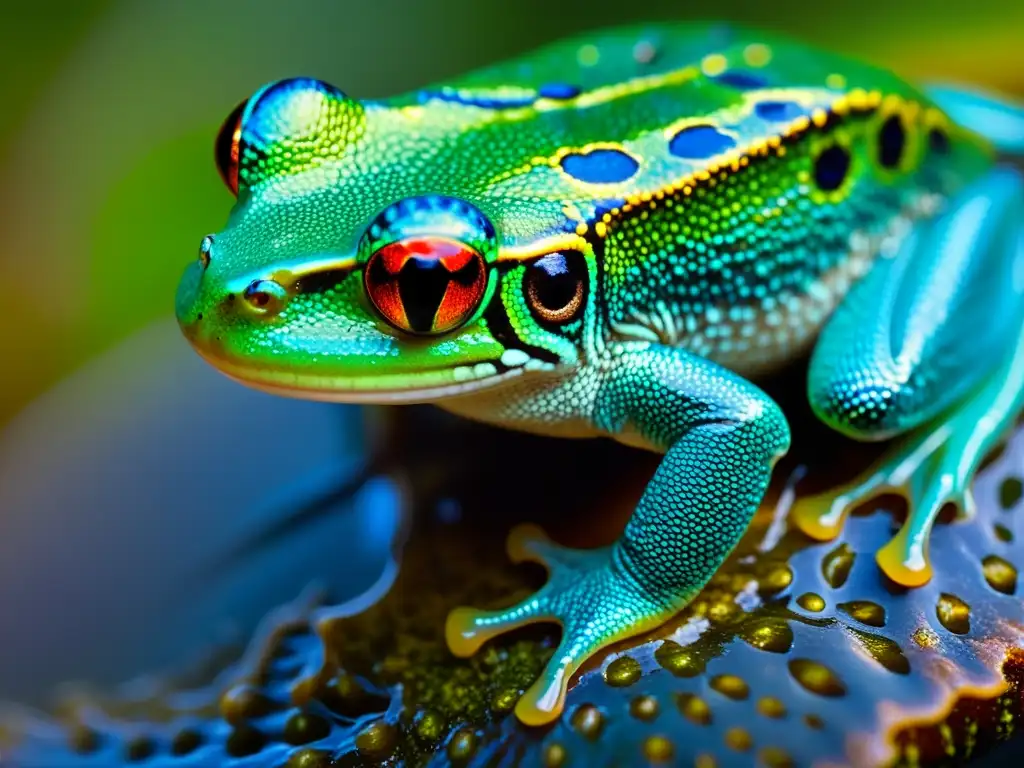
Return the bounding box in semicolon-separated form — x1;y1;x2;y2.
404;23;994;376
228;23;992;377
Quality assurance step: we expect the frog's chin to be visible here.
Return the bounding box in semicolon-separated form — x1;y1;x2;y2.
193;348;553;405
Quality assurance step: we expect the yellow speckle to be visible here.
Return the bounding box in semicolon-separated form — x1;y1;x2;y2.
643;735;675;763
594;221;608;238
812;109;829;128
630;695;660;721
544;742;567;767
575;222;588;236
826;73;847;90
571;704;604;740
757;696;787;719
577;44;599;67
725;727;753;751
701;53;728;77
676;692;713;725
743;43;772;68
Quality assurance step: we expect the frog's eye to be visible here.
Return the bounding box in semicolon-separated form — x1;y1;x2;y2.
524;251;587;325
213;78;362;196
215;99;246;196
365;237;488;335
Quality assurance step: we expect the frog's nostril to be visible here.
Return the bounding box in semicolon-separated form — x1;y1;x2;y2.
242;279;289;315
198;235;214;269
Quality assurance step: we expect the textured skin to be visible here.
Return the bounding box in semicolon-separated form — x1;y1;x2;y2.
173;22;1023;725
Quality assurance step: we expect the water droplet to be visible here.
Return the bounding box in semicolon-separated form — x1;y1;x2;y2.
741;619;794;653
725;726;753;751
849;629;910;674
936;593;971;634
760;746;795;768
796;592;825;612
571;704;605;740
447;728;478;762
676;692;712;725
630;695;660;720
710;674;750;700
356;721;397;759
604;655;642;686
643;735;676;762
1000;477;1022;509
757;697;787;718
983;555;1018;595
838;600;886;627
822;544;855;588
788;659;847;696
655;641;705;677
544;742;568;767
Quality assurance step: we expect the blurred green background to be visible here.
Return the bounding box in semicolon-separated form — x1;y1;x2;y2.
0;0;1022;426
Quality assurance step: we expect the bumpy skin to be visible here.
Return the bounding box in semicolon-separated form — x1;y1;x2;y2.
174;22;1024;726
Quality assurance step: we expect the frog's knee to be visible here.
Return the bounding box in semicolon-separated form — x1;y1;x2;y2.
808;366;912;441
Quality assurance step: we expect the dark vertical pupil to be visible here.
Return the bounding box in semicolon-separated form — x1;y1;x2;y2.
813;145;851;192
372;256;480;332
878;115;906;169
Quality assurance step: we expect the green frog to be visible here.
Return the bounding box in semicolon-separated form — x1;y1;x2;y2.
175;22;1024;726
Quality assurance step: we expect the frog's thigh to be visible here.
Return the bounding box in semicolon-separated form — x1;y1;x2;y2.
797;167;1024;585
925;83;1024;155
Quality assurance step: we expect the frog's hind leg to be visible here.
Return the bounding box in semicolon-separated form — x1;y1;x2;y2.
925;83;1024;155
793;167;1024;587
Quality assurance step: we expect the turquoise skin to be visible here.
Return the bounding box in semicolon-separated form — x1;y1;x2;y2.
174;22;1024;726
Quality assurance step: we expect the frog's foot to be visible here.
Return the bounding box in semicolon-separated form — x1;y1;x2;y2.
796;167;1024;588
793;360;1024;587
445;523;674;727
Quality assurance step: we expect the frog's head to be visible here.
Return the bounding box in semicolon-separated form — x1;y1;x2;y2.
176;78;597;403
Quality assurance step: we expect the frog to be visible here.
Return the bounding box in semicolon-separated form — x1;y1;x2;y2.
174;22;1024;727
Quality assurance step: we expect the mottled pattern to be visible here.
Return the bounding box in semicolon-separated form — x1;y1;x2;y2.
4;414;1024;767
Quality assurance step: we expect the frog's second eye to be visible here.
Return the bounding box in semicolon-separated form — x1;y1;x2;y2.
215;99;247;196
524;251;587;325
365;237;488;335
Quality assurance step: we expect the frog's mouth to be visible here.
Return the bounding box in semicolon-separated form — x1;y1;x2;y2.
187;341;557;405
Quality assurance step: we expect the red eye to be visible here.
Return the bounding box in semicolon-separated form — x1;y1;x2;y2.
215;99;246;196
365;237;488;335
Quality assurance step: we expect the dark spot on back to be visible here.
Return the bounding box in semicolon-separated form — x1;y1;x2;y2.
878;115;906;169
814;144;851;191
560;148;639;183
928;127;950;155
668;124;737;159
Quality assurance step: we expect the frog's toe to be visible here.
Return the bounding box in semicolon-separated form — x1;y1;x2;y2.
875;461;972;587
790;425;978;588
790;466;897;542
445;535;673;726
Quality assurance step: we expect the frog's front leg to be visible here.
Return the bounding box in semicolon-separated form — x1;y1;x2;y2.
793;167;1024;586
446;344;790;726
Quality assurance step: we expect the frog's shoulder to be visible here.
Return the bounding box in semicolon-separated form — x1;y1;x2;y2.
397;22;921;109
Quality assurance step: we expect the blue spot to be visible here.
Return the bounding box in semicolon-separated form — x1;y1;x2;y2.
668;125;737;159
560;149;639;184
419;88;535;109
713;71;768;90
755;101;808;121
538;83;581;100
